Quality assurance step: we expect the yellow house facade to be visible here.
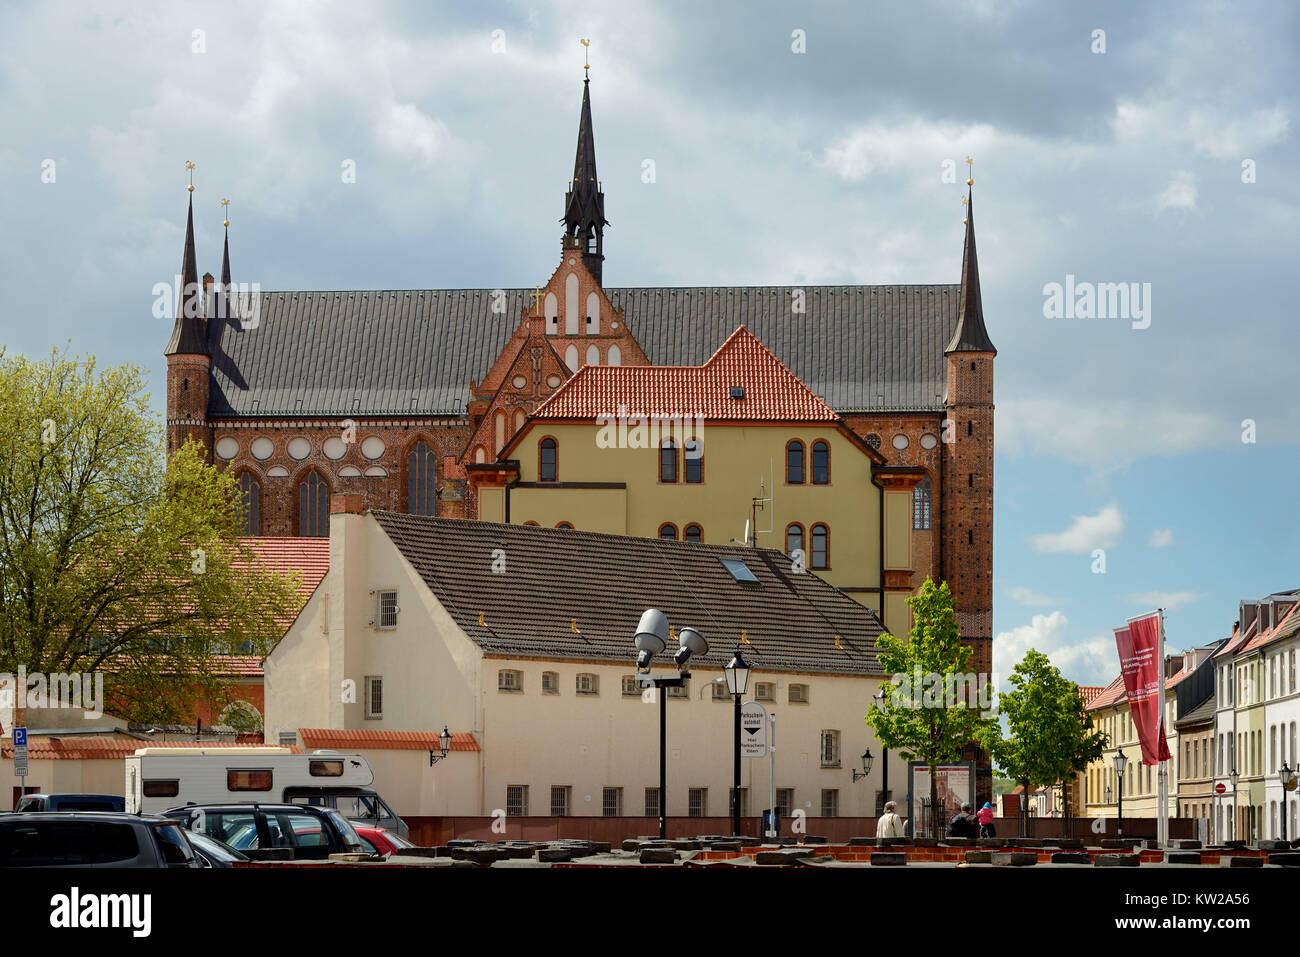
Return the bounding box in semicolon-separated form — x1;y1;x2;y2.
470;327;924;638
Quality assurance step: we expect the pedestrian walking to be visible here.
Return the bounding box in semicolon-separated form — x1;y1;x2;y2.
977;801;996;838
877;801;905;839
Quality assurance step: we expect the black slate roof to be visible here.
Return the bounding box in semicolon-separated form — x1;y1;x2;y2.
371;512;886;677
205;283;961;417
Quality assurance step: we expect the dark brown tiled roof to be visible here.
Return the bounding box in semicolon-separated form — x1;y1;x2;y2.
370;513;886;676
204;284;962;418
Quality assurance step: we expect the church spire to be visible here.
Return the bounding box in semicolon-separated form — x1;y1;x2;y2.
165;164;208;356
945;160;996;355
562;40;608;284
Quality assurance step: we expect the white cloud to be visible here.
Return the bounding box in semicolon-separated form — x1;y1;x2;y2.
1007;586;1061;607
1112;99;1290;160
1125;591;1202;612
1148;528;1174;547
1031;502;1124;554
998;398;1229;466
1155;171;1197;215
993;611;1117;686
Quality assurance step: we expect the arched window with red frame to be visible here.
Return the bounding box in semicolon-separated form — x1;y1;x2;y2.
810;523;829;569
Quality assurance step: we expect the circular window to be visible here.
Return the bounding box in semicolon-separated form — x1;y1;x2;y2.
920;433;938;450
288;437;311;460
512;375;528;389
546;375;562;388
865;433;881;450
892;434;909;451
215;438;239;460
250;438;274;460
323;437;347;460
361;436;385;460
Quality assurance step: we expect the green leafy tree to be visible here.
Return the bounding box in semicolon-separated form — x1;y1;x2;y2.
0;348;302;724
865;578;998;836
980;648;1108;836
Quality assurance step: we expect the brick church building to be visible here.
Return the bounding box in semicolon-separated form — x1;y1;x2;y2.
163;74;996;684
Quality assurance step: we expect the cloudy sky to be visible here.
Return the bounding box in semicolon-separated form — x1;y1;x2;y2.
1;0;1296;686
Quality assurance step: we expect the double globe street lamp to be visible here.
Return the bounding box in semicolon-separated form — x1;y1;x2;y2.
634;609;709;840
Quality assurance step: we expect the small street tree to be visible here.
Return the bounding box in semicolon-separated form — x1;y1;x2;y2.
980;648;1108;837
0;348;303;724
865;577;998;836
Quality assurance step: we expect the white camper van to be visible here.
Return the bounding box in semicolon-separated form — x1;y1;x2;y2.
124;747;408;838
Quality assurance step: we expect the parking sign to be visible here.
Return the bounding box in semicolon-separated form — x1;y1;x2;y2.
13;727;28;778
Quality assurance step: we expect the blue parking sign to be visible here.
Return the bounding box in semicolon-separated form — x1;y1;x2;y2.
13;728;26;747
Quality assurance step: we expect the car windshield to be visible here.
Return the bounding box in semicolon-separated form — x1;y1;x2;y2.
153;823;197;866
325;810;362;849
347;795;378;818
186;831;249;862
385;830;417;849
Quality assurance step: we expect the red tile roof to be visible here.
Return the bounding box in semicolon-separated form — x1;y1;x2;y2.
1078;685;1105;707
529;326;840;423
1239;602;1300;654
241;537;330;606
1;737;298;760
298;728;480;752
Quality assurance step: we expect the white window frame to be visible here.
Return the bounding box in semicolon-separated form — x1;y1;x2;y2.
550;785;570;816
755;682;774;701
374;588;399;629
506;785;529;816
602;787;623;817
820;729;841;768
364;675;383;719
498;669;523;692
541;671;559;695
789;683;810;704
576;673;600;696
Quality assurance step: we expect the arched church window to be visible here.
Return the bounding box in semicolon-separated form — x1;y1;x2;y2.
299;471;329;537
408;440;436;516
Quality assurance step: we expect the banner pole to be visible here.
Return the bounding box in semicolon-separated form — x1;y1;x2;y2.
1157;608;1168;847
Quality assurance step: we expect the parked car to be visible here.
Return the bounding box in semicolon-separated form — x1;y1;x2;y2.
353;825;420;857
15;793;125;812
0;812;201;868
184;830;250;868
163;803;364;860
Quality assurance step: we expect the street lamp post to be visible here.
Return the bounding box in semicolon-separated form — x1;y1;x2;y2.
872;688;889;814
1230;767;1239;841
724;649;751;837
1114;749;1129;840
1280;763;1294;842
634;609;708;840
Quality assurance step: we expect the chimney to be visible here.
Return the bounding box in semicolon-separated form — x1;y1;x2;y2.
330;493;364;516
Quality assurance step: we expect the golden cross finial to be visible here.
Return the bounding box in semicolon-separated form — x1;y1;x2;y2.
966;155;974;187
580;38;590;78
185;160;195;193
221;197;230;228
529;285;544;309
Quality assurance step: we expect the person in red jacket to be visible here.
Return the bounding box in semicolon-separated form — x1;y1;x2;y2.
977;801;995;838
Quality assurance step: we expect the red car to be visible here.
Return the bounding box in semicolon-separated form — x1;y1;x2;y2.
353;825;419;857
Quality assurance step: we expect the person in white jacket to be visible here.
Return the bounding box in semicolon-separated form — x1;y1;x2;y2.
877;801;906;839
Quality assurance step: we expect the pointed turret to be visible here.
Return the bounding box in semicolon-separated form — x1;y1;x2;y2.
945;189;996;355
561;77;609;284
164;194;208;355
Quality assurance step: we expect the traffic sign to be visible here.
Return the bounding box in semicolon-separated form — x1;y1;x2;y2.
741;702;768;758
13;726;28;778
1214;782;1226;794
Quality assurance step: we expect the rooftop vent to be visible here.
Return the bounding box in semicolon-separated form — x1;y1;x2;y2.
729;386;745;400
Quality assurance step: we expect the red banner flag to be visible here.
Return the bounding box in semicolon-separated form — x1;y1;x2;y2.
1114;612;1171;765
